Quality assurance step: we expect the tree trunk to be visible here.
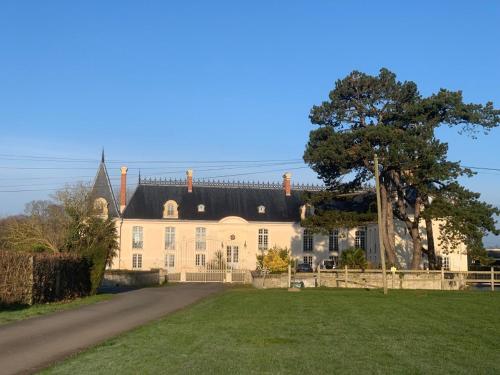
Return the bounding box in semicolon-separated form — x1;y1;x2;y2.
409;198;423;270
410;225;423;269
425;216;438;270
380;184;398;267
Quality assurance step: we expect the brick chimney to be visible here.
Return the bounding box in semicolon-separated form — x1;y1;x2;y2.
283;172;292;196
120;166;128;213
187;169;193;193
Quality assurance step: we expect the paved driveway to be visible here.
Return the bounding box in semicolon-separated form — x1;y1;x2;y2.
0;283;223;375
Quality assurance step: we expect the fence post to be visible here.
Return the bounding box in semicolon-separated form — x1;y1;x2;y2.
492;266;495;292
440;267;444;290
345;266;348;288
317;265;321;287
29;255;34;306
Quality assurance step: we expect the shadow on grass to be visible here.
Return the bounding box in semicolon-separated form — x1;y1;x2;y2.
0;303;31;312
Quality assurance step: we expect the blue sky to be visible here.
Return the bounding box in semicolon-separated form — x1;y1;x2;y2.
0;1;499;241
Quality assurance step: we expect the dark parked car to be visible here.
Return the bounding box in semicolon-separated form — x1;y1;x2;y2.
296;263;313;273
320;259;337;270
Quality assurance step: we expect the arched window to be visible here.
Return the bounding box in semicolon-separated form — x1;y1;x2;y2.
258;205;266;214
167;203;175;216
163;200;178;219
198;204;205;212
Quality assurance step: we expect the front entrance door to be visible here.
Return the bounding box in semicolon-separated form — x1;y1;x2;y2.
226;245;239;270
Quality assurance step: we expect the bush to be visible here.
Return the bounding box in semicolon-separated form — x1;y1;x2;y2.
0;250;91;305
340;248;368;270
65;217;118;294
257;247;290;273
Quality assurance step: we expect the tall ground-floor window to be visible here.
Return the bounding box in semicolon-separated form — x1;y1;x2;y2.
195;253;206;266
441;256;450;271
329;230;339;252
355;228;366;250
303;255;313;266
165;253;175;268
226;246;239;264
303;229;313;252
132;253;142;269
258;229;268;251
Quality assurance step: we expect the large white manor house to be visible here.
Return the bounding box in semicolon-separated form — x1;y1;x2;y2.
91;155;468;273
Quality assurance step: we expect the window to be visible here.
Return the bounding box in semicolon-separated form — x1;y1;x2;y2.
441;256;450;271
195;227;206;250
226;246;239;264
258;228;268;251
132;254;142;269
167;203;174;216
132;226;143;249
195;253;206;266
198;204;205;212
93;197;108;217
300;204;315;220
355;228;366;250
164;227;175;250
258;205;266;214
303;229;313;252
165;254;175;268
329;230;339;252
163;200;178;218
303;256;313;266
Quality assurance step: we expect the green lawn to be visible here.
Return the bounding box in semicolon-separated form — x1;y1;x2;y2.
0;294;112;325
44;288;499;375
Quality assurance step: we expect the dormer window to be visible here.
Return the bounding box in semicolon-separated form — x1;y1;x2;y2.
300;204;314;220
198;204;205;213
163;200;178;219
258;205;266;214
93;197;109;218
167;203;174;216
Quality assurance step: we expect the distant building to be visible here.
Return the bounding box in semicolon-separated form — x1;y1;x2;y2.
91;155;468;273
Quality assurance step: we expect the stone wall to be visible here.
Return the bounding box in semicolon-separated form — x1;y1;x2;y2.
252;270;468;290
102;269;168;288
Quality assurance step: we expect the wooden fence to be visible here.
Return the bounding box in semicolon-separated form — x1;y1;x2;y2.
253;267;500;290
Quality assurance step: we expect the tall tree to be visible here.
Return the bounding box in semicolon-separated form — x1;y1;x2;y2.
304;68;500;269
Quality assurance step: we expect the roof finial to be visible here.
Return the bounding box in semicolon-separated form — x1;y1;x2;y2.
101;148;105;163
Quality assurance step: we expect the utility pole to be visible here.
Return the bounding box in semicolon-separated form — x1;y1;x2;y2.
374;154;388;294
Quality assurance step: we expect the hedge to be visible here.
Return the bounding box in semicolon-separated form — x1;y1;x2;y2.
0;250;91;305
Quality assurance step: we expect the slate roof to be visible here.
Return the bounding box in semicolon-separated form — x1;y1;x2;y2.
90;160;120;218
123;184;304;221
122;181;375;222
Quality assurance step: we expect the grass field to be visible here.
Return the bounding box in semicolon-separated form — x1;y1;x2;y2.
0;294;112;325
44;288;499;374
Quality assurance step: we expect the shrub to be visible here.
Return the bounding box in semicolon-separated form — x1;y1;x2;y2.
65;216;118;294
257;247;290;273
0;250;91;305
340;248;368;270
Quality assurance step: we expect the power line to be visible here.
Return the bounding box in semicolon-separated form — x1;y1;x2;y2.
0;152;303;164
462;165;500;172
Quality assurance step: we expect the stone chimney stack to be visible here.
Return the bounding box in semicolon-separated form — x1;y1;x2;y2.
187;169;193;193
120;166;128;212
283;172;292;196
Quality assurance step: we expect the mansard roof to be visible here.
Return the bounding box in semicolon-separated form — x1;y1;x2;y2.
90;160;120;218
122;178;374;222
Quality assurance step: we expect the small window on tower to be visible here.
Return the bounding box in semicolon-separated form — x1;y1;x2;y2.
258;205;265;214
198;204;205;212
